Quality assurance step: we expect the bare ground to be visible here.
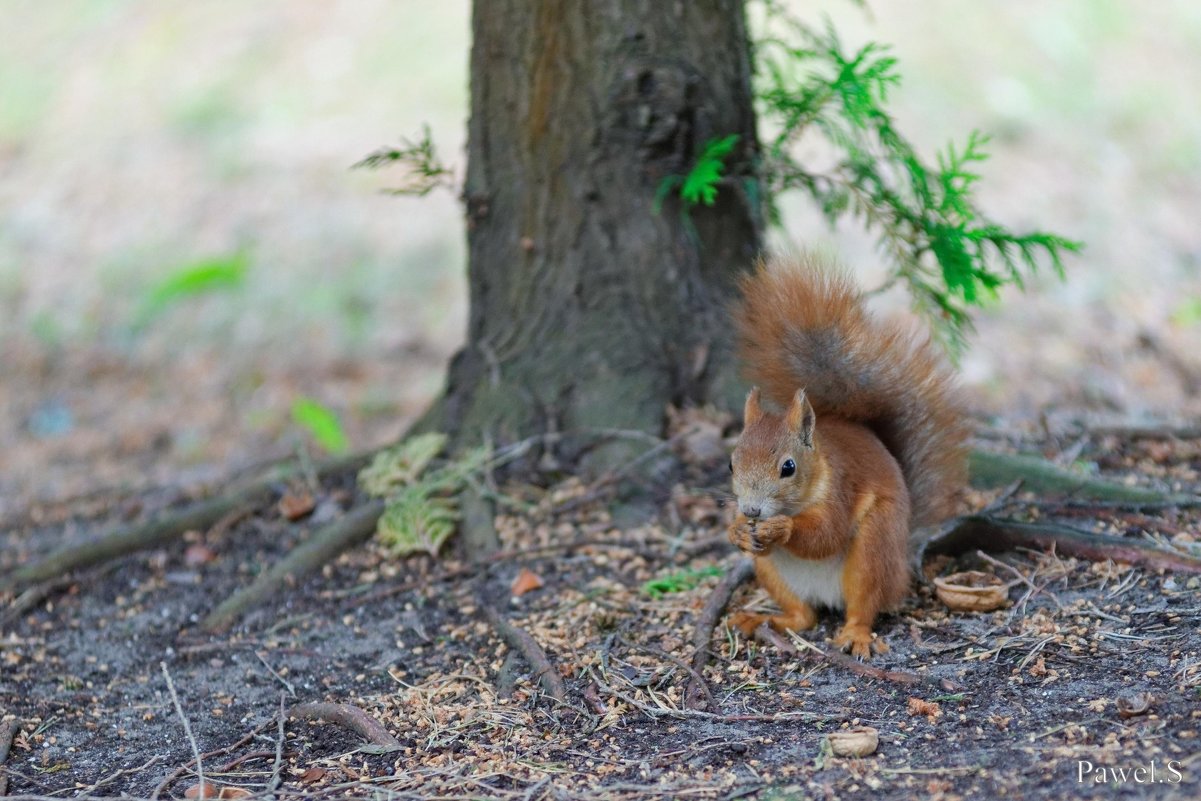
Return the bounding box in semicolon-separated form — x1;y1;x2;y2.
2;429;1200;800
4;4;1201;799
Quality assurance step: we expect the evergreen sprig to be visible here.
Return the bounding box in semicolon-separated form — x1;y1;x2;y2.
661;2;1081;353
355;124;453;197
752;3;1080;352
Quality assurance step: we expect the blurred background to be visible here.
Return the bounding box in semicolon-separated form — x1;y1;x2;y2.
2;0;1200;514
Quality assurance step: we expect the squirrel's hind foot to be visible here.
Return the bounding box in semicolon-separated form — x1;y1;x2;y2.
833;623;888;659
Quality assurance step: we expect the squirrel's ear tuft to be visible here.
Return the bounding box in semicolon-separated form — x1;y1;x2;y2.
743;387;763;426
786;388;816;448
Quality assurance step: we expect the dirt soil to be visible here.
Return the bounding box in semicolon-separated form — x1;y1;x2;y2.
3;429;1200;800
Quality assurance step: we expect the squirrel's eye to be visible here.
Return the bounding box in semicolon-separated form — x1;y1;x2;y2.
780;458;796;478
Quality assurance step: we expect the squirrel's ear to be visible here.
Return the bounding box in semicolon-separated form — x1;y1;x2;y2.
743;387;763;426
786;389;816;448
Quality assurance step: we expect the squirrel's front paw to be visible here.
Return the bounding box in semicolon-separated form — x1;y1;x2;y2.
729;514;791;554
728;518;762;554
756;515;792;548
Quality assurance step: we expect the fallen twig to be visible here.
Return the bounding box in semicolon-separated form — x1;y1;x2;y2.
216;750;277;772
685;559;755;710
160;662;204;799
0;719;20;797
269;693;286;798
1;578;74;629
288;703;401;751
152;717;279;799
255;652;297;698
76;755;164;797
621;638;715;712
201;501;384;632
480;604;569;705
920;514;1201;574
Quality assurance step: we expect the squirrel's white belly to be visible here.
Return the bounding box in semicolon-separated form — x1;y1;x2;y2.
768;550;846;609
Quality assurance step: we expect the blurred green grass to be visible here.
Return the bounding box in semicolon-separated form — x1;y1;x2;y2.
0;0;470;361
3;1;1200;361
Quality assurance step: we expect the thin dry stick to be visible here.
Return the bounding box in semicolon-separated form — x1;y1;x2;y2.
268;693;286;798
201;500;384;632
623;639;715;712
0;719;20;797
974;550;1048;613
152;717;279;800
480;604;568;705
216;750;276;772
160;662;204;797
76;755;164;796
685;559;755;710
255;651;296;698
288;703;401;750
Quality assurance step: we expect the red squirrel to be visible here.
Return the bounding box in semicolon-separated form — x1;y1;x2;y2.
726;256;969;658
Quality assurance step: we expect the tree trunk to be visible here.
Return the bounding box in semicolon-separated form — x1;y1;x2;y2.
433;1;762;471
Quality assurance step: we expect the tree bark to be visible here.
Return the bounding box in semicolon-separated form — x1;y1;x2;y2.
434;1;762;471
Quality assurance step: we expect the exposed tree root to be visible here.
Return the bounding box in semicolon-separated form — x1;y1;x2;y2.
200;501;384;632
685;559;755;710
920;514;1201;574
480;603;568;705
968;450;1197;504
2;577;73;629
2;450;372;595
288;702;401;751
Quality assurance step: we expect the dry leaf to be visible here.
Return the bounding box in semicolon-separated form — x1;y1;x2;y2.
300;767;327;784
907;697;942;720
934;570;1008;612
279;492;316;521
183;544;217;566
511;568;544;597
826;726;879;757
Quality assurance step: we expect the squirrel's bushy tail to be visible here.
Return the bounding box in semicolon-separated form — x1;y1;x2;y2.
734;254;969;527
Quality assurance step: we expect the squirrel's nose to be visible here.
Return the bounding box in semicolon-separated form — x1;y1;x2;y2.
743;505;762;519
